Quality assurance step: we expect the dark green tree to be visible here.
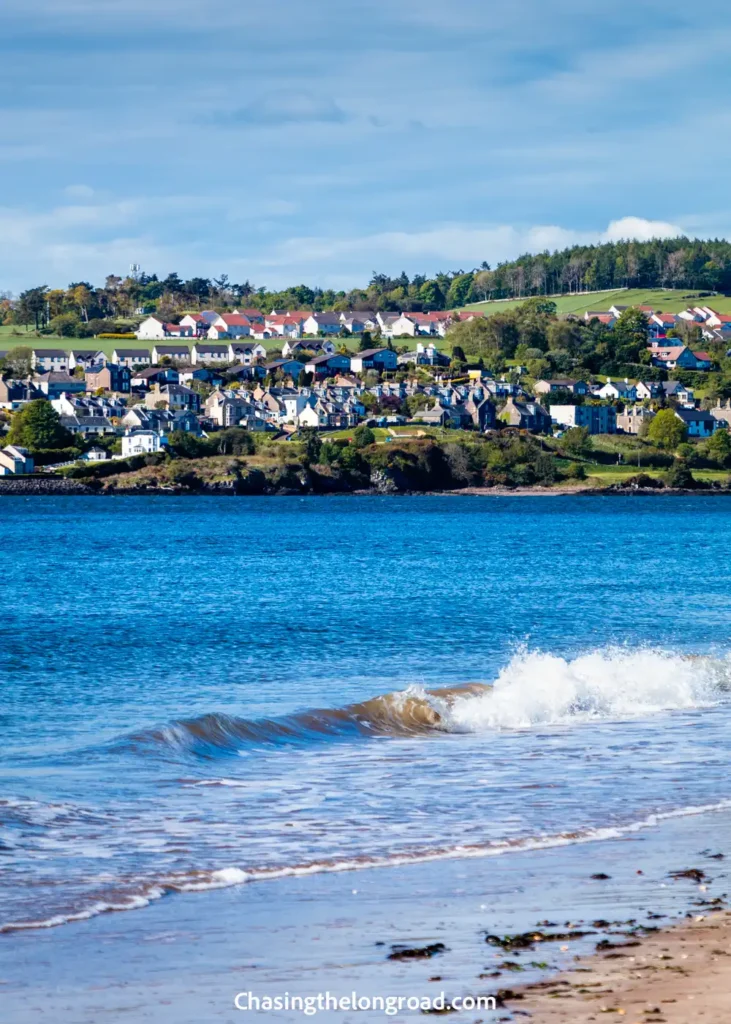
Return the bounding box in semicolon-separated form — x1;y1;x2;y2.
352;424;376;448
7;400;74;449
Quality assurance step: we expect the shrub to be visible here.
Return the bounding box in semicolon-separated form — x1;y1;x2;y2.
666;462;697;489
624;473;664;489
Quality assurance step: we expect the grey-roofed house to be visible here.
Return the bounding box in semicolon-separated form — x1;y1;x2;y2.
33;372;87;399
32;349;69;373
113;348;152;368
499;396;553;433
152;344;191;363
59;415;115;436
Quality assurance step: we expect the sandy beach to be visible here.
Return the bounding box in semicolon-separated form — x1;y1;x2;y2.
517;912;731;1022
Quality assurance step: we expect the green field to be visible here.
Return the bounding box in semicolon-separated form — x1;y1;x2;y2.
0;325;365;361
461;288;731;318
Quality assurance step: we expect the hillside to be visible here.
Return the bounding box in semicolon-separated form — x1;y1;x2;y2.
461;288;731;318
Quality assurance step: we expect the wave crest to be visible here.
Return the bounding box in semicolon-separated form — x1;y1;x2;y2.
121;649;728;758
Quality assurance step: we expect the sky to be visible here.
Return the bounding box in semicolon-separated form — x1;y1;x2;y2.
1;0;730;293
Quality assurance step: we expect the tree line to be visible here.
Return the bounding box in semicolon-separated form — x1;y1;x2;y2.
5;237;731;338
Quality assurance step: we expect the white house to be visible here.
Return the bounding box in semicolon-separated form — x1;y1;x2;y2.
152;344;191;363
210;313;252;338
121;430;165;457
282;338;335;357
113;348;152;368
192;343;229;365
298;402;329;428
32;349;69;372
0;445;34;476
593;379;638;401
302;312;342;336
136;316;168;340
68;349;104;370
228;342;267;365
349;348;399;373
264;315;303;338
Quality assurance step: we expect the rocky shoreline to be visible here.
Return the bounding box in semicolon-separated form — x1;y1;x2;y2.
1;476;729;498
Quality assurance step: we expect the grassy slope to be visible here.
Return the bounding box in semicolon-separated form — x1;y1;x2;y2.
461;288;731;318
0;325;364;360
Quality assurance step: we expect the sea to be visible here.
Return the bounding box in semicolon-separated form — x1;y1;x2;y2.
2;494;731;1021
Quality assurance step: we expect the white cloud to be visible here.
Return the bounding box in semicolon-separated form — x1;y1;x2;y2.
262;217;689;275
602;216;684;242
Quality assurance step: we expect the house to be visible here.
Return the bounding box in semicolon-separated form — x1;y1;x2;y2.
264;359;309;379
136;316;168;340
593;379;638;401
33;372;87;399
0;379;44;410
648;344;712;371
499;397;553;433
302;312;343;336
228;342;267;365
121;430;166;457
349;348;399;373
635;381;664;400
533;378;589;396
282;338;336;358
0;445;34;476
397;342;451;367
192;343;229;365
550;404;617;434
204;390;255;427
177;366;224;387
113;348;152;368
59;415;115;437
304;353;353;377
616;405;656;434
339;311;378;333
662;380;694;404
463;394;497;431
130;366;180;388
122;406;201;436
583;312;616;326
32;349;69;373
68;349;104;371
417;403;451;426
675;407;719;438
264;314;304;338
711;401;731;429
179;313;213;336
85;362;131;393
209;313;253;339
83;446;109;461
152;344;191;364
144;383;200;413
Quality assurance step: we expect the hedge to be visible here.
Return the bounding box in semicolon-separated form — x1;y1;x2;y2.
96;333;137;339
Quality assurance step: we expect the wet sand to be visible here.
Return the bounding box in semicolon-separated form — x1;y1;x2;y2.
518;912;731;1022
2;810;731;1022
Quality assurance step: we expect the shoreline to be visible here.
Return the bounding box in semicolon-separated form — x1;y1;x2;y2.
3;807;731;1023
0;477;728;497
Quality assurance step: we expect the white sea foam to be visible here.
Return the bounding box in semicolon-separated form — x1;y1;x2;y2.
5;798;731;933
443;649;728;731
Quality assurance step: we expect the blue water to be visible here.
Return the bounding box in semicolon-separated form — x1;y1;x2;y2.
2;494;731;933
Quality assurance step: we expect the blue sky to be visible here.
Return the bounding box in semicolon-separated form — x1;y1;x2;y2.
1;0;729;292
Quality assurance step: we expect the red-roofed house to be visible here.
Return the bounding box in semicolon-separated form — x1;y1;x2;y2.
648;344;712;370
264;315;303;339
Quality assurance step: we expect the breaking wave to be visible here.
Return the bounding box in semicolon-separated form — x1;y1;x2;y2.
124;649;730;758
